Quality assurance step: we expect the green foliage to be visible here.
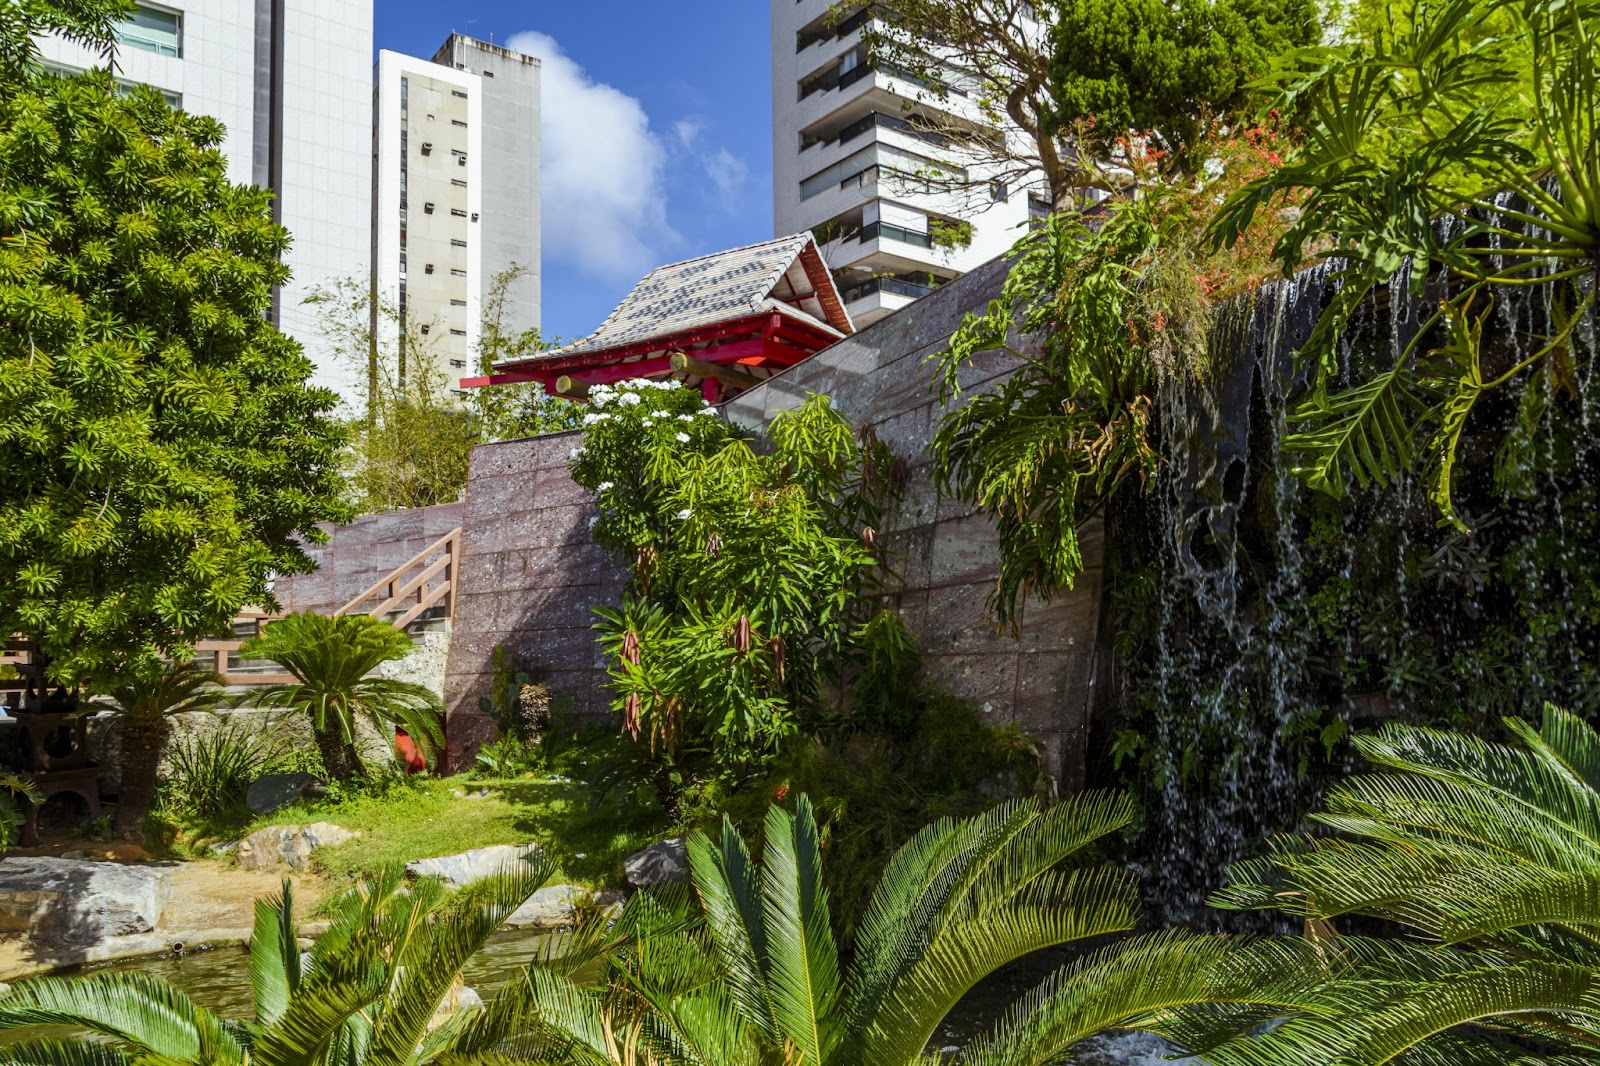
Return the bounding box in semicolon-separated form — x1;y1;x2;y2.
0;860;562;1065
0;771;40;852
238;612;443;780
1185;706;1600;1062
1050;0;1319;172
0;4;350;686
1210;0;1600;528
928;196;1203;625
469;264;585;443
517;793;1277;1066
573;382;897;789
101;659;221;724
158;721;293;819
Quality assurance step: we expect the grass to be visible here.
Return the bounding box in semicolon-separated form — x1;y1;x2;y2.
243;772;668;898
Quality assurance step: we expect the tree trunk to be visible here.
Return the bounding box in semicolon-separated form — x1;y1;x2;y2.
114;714;169;838
314;726;364;781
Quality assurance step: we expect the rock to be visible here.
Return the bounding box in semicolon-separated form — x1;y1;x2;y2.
450;788;493;800
247;773;322;815
235;823;357;871
0;858;173;944
208;840;238;858
624;839;689;888
405;843;542;888
428;984;484;1031
504;885;623;929
60;850;87;860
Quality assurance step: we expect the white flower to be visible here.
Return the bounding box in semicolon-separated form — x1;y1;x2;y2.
568;447;583;461
699;408;718;417
596;481;614;492
642;419;654;427
616;392;642;407
676;508;693;520
587;516;598;529
677;414;694;422
675;432;690;443
590;393;611;408
652;410;670;418
582;412;610;425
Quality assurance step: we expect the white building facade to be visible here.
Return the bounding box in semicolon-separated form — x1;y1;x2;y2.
770;0;1042;326
371;36;539;398
36;0;375;397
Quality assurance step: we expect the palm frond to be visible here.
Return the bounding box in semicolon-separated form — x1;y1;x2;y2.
759;796;841;1066
0;972;242;1063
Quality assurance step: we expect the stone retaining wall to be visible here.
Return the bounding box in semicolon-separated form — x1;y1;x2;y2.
441;257;1106;785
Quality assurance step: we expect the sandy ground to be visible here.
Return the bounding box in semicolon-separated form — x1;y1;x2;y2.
0;854;323;980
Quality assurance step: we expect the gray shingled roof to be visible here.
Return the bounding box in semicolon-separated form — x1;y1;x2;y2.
496;234;848;371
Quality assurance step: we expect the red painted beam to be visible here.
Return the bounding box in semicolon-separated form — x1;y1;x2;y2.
460;371;548;388
492;314;773;376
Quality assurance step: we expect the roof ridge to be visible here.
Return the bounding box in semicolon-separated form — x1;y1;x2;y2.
641;232;813;277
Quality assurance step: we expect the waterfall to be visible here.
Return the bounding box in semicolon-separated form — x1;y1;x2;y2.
1122;235;1600;927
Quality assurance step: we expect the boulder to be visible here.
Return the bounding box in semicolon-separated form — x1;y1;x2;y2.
405;843;543;889
0;858;173;944
624;839;689;888
247;773;323;815
504;885;622;929
235;823;357;871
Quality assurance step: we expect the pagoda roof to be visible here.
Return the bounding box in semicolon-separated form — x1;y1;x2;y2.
490;233;852;376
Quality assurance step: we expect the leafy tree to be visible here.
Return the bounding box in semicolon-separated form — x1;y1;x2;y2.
927;194;1206;626
0;0;350;687
514;793;1288;1066
1179;705;1600;1063
470;263;584;443
1050;0;1319;175
102;659;221;836
852;0;1313;208
1209;0;1600;529
572;382;899;812
0;859;573;1065
238;612;443;781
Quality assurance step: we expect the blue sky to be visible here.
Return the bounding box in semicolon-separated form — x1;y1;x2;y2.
376;2;775;344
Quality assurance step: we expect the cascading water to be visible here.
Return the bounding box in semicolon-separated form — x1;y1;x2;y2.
1119;230;1600;928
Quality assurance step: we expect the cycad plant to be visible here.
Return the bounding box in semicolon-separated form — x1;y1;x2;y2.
0;857;560;1065
518;793;1269;1066
239;612;443;780
102;660;222;836
1189;704;1600;1063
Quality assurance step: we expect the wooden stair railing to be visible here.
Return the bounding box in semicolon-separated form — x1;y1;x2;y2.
195;526;463;686
333;526;462;629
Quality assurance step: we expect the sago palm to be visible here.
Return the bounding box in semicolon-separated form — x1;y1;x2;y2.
0;856;559;1065
101;659;222;836
239;612;443;780
1186;704;1600;1063
514;793;1277;1066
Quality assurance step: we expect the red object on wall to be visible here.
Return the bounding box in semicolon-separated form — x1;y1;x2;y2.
394;729;427;775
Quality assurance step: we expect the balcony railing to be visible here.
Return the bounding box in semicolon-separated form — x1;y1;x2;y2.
859;220;933;249
805;110;952;153
841;276;937;303
797;5;873;51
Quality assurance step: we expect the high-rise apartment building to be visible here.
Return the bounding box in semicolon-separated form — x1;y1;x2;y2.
770;1;1040;326
371;36;540;398
36;0;375;396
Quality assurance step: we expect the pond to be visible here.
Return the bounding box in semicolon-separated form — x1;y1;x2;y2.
9;934;1190;1063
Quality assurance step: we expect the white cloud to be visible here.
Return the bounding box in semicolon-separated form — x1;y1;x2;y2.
673;119;703;149
505;31;676;280
704;148;751;204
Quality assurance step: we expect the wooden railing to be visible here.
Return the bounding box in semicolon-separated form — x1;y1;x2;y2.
334;526;462;629
196;526;463;686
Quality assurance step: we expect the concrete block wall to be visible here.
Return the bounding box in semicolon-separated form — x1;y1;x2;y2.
442;257;1105;786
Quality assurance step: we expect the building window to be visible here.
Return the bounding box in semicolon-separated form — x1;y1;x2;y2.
451;119;468;127
420;324;430;334
482;70;494;78
451;89;468;99
115;3;181;57
450;268;467;277
423;202;435;214
451;179;467;188
450;359;466;368
424;264;434;274
449;328;467;336
450;239;467;248
450;208;467;217
420;142;433;156
991;180;1009;202
450;298;467;307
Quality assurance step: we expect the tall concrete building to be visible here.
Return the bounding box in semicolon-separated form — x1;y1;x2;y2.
770;1;1040;326
36;0;375;397
372;36;540;398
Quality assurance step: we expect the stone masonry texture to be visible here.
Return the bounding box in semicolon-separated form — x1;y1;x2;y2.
442;257;1105;785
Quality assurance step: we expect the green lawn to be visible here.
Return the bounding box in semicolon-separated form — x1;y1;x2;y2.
247;774;668;897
